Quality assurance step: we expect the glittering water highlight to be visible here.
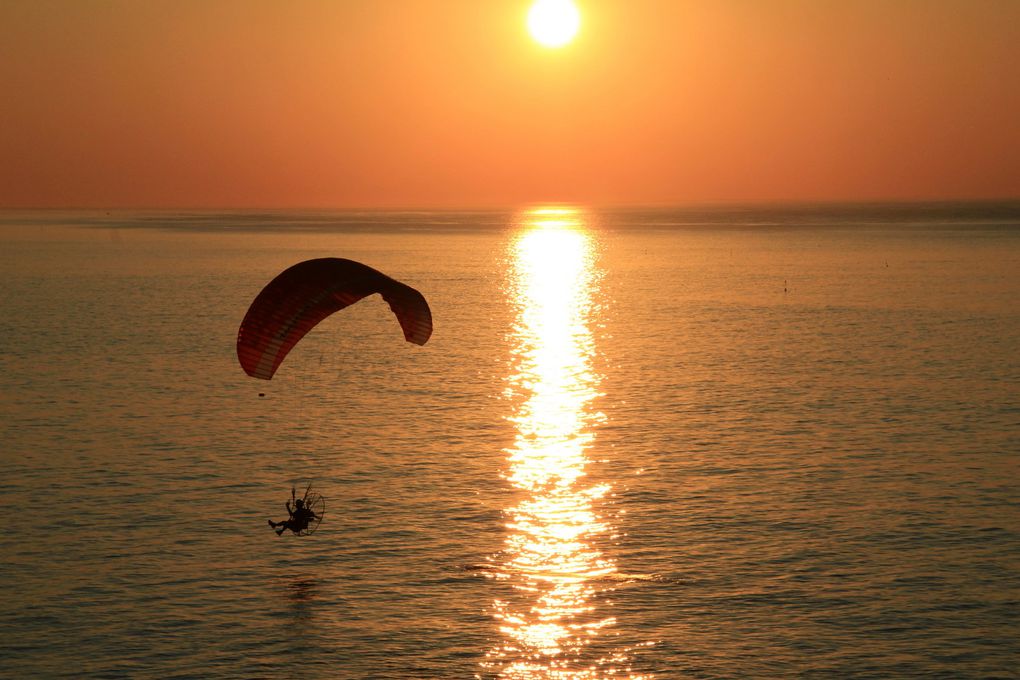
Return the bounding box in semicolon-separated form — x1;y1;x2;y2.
482;210;648;679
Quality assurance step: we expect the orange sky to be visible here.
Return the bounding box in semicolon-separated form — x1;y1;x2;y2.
1;0;1018;209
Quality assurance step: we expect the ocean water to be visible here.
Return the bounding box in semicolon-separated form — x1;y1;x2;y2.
1;204;1018;679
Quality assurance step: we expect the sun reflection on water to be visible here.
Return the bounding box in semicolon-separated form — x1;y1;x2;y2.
482;210;649;679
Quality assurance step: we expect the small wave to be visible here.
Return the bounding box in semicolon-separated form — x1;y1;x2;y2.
461;563;690;585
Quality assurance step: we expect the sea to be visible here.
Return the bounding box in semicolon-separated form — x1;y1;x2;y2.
1;203;1018;679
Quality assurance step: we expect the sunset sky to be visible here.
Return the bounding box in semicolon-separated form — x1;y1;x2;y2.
2;0;1018;209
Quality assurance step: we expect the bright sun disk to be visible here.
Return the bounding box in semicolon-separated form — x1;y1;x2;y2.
527;0;580;48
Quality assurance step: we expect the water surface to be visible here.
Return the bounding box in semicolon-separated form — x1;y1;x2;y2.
1;204;1018;678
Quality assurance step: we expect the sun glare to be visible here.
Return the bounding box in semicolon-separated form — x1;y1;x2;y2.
527;0;581;48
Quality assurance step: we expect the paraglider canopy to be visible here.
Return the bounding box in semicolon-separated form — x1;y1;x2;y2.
237;258;432;380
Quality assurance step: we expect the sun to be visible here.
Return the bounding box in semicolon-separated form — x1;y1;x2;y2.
527;0;581;48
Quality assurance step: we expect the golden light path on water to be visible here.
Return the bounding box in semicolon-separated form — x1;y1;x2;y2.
482;209;649;679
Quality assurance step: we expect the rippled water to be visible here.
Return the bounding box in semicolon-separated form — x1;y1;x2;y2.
1;204;1018;678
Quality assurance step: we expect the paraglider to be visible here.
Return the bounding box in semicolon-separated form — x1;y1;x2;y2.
242;258;428;540
237;258;432;380
268;484;325;537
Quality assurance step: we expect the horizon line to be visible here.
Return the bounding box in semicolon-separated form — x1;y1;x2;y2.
2;196;1019;214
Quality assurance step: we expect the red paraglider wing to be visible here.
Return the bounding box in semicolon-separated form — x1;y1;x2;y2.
237;258;432;380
